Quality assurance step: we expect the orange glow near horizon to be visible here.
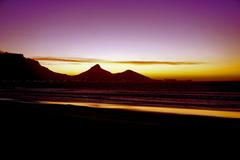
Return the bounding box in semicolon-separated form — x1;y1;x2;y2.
37;58;240;81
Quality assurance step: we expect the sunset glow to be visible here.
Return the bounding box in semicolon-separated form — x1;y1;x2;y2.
1;0;240;81
36;58;240;81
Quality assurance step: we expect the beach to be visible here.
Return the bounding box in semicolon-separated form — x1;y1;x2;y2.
0;84;239;134
0;99;239;133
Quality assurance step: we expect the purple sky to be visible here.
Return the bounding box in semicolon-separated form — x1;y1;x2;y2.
0;0;240;80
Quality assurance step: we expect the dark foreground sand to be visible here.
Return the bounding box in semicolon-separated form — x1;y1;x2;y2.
1;101;240;151
1;100;239;133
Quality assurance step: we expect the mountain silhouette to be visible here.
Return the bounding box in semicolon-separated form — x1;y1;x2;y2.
73;64;113;82
0;53;68;80
113;70;151;82
73;64;152;82
0;52;153;82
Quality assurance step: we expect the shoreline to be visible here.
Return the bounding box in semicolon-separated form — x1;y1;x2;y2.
1;100;240;132
39;100;240;119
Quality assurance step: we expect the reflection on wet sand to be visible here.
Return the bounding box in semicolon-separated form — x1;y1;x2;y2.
39;101;240;119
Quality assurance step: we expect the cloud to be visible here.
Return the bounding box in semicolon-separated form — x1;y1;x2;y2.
33;57;100;63
114;61;205;65
33;57;205;65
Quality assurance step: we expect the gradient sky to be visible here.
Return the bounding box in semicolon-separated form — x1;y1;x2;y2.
0;0;240;80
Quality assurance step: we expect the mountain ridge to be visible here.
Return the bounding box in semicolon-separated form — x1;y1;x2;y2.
0;52;68;80
0;53;153;82
73;64;152;82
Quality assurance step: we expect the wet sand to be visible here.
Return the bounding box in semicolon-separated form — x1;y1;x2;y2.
40;101;240;119
1;99;239;133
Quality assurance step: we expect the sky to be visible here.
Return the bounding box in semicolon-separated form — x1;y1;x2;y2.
0;0;240;80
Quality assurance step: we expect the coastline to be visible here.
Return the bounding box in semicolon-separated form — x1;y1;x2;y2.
1;99;239;132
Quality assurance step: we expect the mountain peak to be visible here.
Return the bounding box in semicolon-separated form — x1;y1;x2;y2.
114;69;152;82
124;70;135;73
74;64;112;81
90;64;101;70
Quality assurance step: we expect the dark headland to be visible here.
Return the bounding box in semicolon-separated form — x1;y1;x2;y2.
0;52;152;83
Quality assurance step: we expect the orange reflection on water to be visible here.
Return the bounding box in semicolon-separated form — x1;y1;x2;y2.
39;101;240;119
